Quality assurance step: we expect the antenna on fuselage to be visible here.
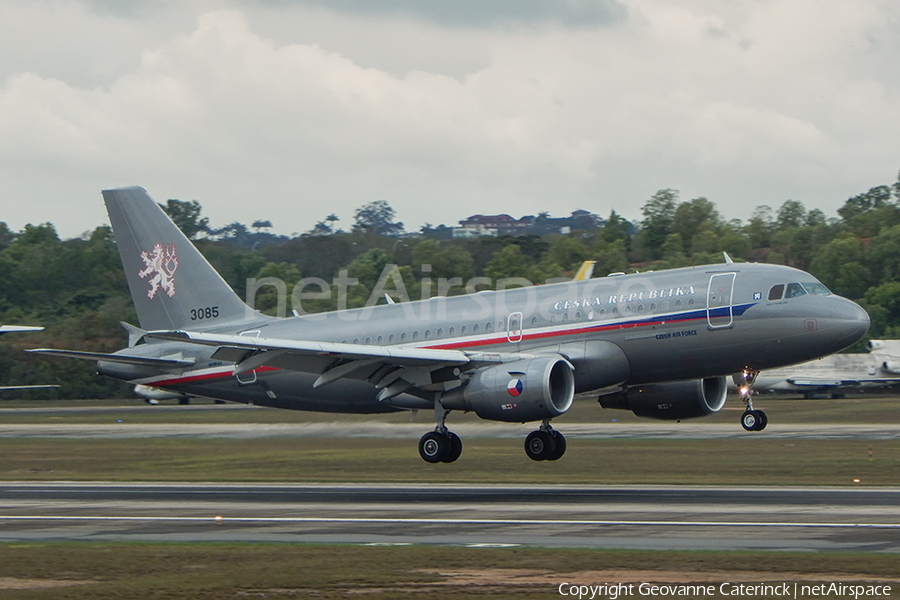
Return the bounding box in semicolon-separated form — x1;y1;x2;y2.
723;252;734;264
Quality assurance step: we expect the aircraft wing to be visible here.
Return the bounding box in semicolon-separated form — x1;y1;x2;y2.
784;377;900;387
0;385;60;391
145;329;513;397
784;378;846;387
146;330;471;367
0;325;44;335
26;349;196;368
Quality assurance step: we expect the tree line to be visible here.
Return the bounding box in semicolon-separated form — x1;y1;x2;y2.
1;170;899;398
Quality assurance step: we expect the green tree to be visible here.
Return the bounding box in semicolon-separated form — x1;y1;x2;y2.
353;200;404;236
638;189;679;260
159;199;209;240
808;234;869;299
671;197;720;255
484;244;534;284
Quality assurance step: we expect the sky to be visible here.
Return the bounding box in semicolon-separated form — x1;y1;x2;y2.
1;0;898;239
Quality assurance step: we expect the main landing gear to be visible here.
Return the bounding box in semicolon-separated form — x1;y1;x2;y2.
418;406;462;463
417;408;568;463
524;420;566;461
735;369;767;432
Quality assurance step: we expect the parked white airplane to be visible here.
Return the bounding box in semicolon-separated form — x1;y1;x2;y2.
751;340;900;398
0;326;58;391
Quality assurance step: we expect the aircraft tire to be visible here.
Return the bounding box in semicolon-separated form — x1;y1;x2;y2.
740;410;758;432
547;431;567;461
441;432;463;463
754;410;768;431
525;430;556;461
419;431;449;463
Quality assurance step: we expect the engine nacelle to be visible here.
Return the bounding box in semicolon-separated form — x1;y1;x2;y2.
599;377;728;420
442;356;575;422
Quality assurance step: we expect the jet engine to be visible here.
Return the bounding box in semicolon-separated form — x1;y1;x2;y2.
599;376;728;420
441;356;574;422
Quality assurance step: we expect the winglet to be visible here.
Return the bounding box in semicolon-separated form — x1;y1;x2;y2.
573;261;596;281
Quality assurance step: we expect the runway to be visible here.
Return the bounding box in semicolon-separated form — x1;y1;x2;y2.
1;483;897;552
1;422;898;439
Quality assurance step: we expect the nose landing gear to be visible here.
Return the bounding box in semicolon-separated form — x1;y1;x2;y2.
735;369;767;432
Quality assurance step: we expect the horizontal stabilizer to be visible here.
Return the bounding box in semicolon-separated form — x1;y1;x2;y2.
26;349;195;368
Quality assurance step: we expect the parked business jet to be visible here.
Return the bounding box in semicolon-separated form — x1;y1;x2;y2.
29;188;870;462
1;326;58;391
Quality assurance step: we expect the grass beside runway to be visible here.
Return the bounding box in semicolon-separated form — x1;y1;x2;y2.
1;393;899;424
1;437;897;485
0;544;897;599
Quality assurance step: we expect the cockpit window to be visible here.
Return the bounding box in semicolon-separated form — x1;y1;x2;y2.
768;284;784;301
801;281;830;295
785;283;807;298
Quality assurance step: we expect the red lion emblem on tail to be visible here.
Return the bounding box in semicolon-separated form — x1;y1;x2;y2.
139;243;178;299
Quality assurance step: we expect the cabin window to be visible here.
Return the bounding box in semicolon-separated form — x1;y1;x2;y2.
662;301;670;312
437;328;443;337
473;324;480;333
550;315;556;323
688;298;695;307
389;334;395;343
649;302;656;313
637;304;644;314
377;335;383;344
612;307;619;317
768;284;784;301
675;300;682;309
424;330;431;339
625;306;633;315
449;327;455;335
563;313;569;322
486;322;492;333
401;333;407;342
531;317;538;326
599;308;607;318
498;321;505;331
575;311;582;321
365;337;371;345
785;283;807;298
461;325;468;334
353;338;359;344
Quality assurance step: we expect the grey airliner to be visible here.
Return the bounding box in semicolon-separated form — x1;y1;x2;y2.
30;187;870;462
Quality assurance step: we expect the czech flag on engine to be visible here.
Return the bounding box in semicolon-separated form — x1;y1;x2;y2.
507;378;523;397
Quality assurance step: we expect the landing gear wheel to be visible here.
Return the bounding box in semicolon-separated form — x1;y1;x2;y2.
442;432;463;463
525;430;556;461
741;410;767;432
755;410;767;431
547;431;567;461
419;431;449;463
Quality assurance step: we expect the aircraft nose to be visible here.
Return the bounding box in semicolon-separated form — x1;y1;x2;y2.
836;299;870;345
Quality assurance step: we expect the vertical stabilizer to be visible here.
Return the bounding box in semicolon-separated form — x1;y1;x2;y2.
103;186;261;331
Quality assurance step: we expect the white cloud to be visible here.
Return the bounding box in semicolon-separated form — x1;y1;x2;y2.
0;0;898;237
